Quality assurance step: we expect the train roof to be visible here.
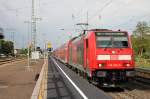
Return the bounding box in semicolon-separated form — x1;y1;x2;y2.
86;29;127;33
67;29;129;43
88;29;112;32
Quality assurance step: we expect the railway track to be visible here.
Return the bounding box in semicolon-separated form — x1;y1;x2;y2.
135;67;150;85
136;67;150;78
87;66;149;99
102;68;150;99
55;57;150;99
108;89;150;99
0;58;24;65
108;90;138;99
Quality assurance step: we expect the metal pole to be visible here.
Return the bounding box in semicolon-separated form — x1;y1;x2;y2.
12;32;15;58
44;42;46;59
86;0;88;30
24;21;31;70
12;32;15;46
27;22;30;69
86;11;89;30
31;0;42;52
31;0;35;52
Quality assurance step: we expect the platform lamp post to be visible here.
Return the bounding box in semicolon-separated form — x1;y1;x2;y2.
42;33;48;59
24;21;32;71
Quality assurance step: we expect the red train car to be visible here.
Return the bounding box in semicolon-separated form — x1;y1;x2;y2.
54;29;135;87
53;42;68;63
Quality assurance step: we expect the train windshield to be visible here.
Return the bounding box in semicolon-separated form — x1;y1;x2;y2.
95;32;129;48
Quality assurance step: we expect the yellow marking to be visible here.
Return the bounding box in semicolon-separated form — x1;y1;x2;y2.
47;42;52;48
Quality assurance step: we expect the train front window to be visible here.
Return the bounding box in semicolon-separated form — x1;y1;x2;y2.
113;37;128;48
95;32;129;48
96;37;112;47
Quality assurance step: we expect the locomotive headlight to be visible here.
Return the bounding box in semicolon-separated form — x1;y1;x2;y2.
118;55;131;60
99;64;102;67
126;64;130;67
124;63;130;67
98;63;105;67
97;55;110;60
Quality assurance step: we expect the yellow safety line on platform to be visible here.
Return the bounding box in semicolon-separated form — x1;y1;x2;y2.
38;59;48;99
31;57;48;99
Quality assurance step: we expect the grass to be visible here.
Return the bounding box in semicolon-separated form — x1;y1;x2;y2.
135;58;150;68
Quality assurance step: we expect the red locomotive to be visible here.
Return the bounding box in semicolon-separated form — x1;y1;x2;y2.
53;29;135;87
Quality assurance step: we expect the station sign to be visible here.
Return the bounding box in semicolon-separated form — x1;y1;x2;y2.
47;42;52;51
47;42;52;48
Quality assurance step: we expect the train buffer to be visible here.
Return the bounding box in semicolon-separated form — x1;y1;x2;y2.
31;56;112;99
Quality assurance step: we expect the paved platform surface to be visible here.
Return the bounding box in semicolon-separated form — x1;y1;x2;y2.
47;57;112;99
0;59;44;99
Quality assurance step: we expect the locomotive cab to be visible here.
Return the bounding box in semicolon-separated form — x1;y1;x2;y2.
54;29;135;87
86;30;135;87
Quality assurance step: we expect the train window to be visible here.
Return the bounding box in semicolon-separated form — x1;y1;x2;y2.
96;32;126;36
113;37;128;48
77;43;84;65
95;33;129;48
96;37;112;47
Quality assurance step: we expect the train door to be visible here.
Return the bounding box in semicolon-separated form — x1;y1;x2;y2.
84;38;91;78
86;39;88;67
68;45;73;64
84;39;89;69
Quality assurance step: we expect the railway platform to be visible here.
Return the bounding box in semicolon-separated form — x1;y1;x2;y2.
0;59;43;99
31;56;112;99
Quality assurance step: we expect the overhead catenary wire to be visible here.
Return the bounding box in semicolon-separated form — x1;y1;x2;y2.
73;0;113;29
112;12;150;28
70;0;89;32
72;0;89;20
88;0;113;22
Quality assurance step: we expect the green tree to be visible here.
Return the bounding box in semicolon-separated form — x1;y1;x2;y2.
0;40;14;56
20;48;28;55
0;40;4;54
132;21;150;58
133;21;150;38
20;48;32;56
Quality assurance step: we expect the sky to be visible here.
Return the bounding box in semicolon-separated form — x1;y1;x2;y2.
0;0;150;49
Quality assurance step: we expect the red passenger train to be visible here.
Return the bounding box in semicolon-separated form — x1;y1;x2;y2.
53;29;135;87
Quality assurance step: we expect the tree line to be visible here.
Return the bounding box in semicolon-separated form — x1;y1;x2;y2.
131;21;150;58
0;40;14;56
